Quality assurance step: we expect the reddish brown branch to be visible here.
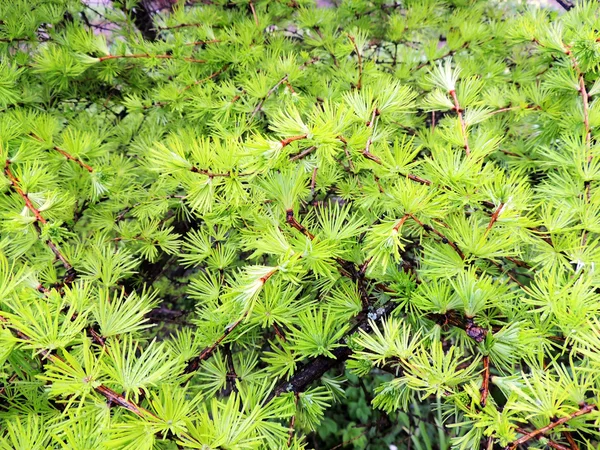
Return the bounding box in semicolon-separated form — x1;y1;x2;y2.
514;428;570;450
98;53;206;63
409;214;465;259
4;162;74;275
281;134;308;148
0;315;152;419
30;134;93;172
249;1;259;26
4;161;47;223
348;34;363;90
183;312;248;373
290;146;316;161
287;393;300;446
286;209;315;239
273;322;286;341
393;215;409;232
449;89;470;156
563;431;579;450
507;404;597;449
180;65;229;93
485;202;505;235
480;355;490;407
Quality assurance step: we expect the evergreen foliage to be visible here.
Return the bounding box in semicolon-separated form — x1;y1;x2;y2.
1;0;600;448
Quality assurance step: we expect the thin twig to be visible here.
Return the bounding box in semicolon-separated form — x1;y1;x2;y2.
98;53;206;63
348;34;363;90
480;355;490;407
286;209;315;239
485;202;505;236
287;393;300;446
563;431;579;450
183;312;249;373
408;214;465;259
290;146;316;161
449;89;470;156
507;404;597;449
30;133;93;172
249;1;259;26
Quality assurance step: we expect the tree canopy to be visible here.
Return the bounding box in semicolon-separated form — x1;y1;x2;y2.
1;0;600;448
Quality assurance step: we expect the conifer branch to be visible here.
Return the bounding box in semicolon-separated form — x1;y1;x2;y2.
285;209;314;239
414;43;467;71
249;57;318;119
4;160;75;276
281;134;308;148
348;34;363;90
290;146;316;161
0;314;153;419
97;54;206;63
480;355;490;407
506;404;597;450
408;214;465;259
4;160;47;224
250;75;289;119
563;431;578;450
180;65;229;93
485;202;505;236
30;133;94;172
513;428;570;450
183;312;249;374
266;301;395;402
287;393;299;446
363;107;380;162
249;1;259;26
449;89;470;156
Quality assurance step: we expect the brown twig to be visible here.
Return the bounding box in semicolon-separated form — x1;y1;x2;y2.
98;53;206;63
363;107;380;161
183;312;249;373
287;393;300;446
273;322;286;341
449;89;470;156
4;161;75;275
250;75;288;119
249;57;318;119
281;134;308;148
506;404;597;449
485;202;505;236
249;1;259;26
0;315;154;419
514;428;570;450
348;34;363;90
266;301;396;402
408;214;465;259
30;133;94;172
286;209;315;239
180;65;229;93
480;355;490;407
563;431;579;450
4;161;47;223
290;146;316;161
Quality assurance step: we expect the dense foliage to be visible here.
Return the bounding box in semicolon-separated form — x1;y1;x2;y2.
1;0;600;448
